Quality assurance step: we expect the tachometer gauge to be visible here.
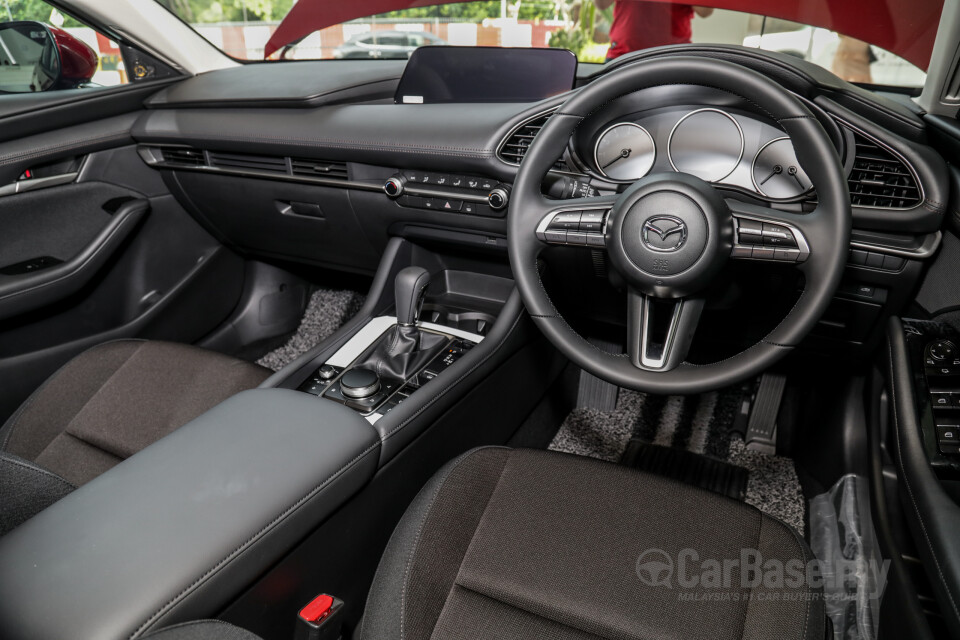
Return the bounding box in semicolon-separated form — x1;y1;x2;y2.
751;137;812;199
593;123;656;182
668;108;744;182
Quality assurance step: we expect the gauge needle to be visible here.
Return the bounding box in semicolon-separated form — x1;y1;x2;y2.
787;166;804;188
759;164;783;186
602;148;632;170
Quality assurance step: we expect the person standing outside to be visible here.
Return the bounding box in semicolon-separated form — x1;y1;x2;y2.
594;0;714;61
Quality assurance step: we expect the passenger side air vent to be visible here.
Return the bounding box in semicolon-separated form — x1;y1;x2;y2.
847;131;921;209
291;159;349;180
161;147;205;167
498;111;566;170
208;152;287;174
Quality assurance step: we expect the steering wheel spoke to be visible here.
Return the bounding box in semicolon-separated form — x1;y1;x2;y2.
627;290;704;371
726;199;813;266
534;195;618;249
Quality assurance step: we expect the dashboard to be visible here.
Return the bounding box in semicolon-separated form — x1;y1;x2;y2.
132;45;950;353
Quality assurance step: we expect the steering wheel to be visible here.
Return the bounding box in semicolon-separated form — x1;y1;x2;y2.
508;57;850;395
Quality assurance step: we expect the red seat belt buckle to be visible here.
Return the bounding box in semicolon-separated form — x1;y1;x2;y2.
295;593;344;640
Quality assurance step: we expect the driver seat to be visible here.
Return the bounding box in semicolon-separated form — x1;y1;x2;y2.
147;447;825;640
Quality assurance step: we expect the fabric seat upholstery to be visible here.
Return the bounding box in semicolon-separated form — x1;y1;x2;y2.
358;447;825;640
0;339;271;533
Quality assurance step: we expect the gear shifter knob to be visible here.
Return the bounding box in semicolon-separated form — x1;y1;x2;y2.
395;266;431;326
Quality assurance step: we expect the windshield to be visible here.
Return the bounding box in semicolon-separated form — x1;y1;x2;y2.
155;0;941;89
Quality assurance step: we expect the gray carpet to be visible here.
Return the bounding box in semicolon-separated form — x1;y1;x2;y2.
257;288;365;372
549;387;806;533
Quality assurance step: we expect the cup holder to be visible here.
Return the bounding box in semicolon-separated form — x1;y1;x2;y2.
422;305;496;336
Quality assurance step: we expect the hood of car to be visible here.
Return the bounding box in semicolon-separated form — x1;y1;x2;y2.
264;0;944;69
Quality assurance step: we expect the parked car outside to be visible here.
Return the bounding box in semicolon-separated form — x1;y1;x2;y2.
332;30;446;59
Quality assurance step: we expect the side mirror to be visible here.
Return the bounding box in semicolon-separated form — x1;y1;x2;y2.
0;21;97;93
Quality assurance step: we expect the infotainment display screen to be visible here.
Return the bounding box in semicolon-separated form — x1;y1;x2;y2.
395;46;577;104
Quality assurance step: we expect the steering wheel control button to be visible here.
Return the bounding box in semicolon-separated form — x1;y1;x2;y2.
339;368;382;399
586;233;606;247
774;248;801;262
551;212;582;229
580;210;606;232
761;223;797;247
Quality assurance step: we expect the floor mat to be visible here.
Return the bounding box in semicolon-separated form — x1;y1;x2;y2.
549;387;806;532
621;440;749;501
257;288;365;372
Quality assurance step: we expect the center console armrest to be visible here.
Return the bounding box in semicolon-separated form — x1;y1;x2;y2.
0;389;380;640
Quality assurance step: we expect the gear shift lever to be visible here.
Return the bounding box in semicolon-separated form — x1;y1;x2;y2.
395;266;431;326
350;266;446;385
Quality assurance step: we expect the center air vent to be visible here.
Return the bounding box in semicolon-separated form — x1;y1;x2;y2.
847;131;921;209
498;111;567;170
208;152;286;174
291;159;349;180
161;147;205;167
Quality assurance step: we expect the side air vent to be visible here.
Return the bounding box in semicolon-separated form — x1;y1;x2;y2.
847;131;922;209
208;152;286;174
498;111;566;171
291;158;349;180
161;147;205;167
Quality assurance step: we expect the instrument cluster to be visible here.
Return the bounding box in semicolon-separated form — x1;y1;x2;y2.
585;106;814;201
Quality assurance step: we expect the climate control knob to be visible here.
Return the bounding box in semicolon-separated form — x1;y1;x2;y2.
384;177;405;198
488;187;509;211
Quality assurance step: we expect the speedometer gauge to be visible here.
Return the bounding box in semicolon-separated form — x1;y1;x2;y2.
751;137;812;199
668;108;744;182
593;123;656;182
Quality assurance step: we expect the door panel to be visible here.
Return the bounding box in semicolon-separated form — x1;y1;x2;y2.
0;90;247;423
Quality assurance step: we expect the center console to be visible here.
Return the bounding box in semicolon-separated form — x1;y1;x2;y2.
295;266;486;422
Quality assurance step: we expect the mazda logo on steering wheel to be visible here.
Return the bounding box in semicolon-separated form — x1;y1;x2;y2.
641;216;688;252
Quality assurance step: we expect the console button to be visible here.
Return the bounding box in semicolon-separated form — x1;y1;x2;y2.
882;255;906;271
932;392;953;409
449;175;466;188
466;177;481;189
438;199;462;212
479;178;496;191
317;364;338;380
865;252;884;268
929;340;958;362
399;195;426;208
433;174;451;187
937;425;960;445
848;250;868;265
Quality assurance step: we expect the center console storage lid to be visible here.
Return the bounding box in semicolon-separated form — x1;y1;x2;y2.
0;389;379;640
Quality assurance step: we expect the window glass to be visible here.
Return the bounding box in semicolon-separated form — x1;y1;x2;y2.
1;0;130;91
154;0;940;89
